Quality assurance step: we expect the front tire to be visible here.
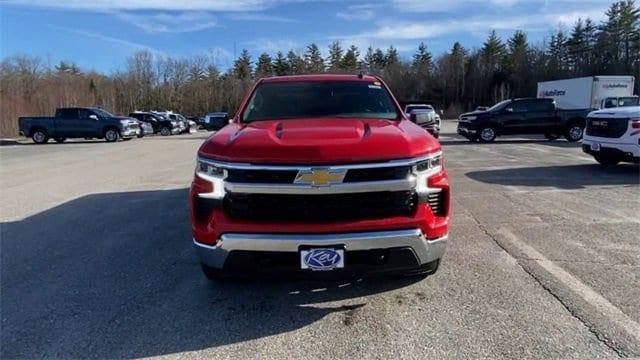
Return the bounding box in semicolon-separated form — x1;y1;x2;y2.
160;127;171;136
565;123;584;142
32;129;49;144
479;126;497;143
104;128;120;142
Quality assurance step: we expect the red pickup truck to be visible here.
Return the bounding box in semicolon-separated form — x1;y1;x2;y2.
190;74;450;279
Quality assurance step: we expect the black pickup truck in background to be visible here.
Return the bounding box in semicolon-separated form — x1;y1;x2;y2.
457;98;590;142
19;107;140;144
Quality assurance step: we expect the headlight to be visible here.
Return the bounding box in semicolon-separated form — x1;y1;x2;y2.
465;116;476;121
415;154;442;172
196;158;227;199
171;121;178;125
413;153;443;194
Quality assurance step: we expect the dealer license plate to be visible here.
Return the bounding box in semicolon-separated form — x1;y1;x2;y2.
300;248;345;271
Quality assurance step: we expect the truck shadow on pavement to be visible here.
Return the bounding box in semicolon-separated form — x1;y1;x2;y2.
466;163;640;189
1;189;421;359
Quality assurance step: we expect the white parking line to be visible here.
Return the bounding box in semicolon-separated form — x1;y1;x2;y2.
497;227;640;343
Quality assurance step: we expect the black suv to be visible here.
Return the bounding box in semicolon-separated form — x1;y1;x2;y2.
129;112;179;136
457;98;590;142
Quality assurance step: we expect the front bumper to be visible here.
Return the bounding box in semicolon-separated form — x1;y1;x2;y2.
457;125;477;137
121;128;139;138
194;228;447;273
582;141;640;163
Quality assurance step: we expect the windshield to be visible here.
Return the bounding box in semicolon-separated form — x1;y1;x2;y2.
242;81;400;122
406;105;434;113
617;97;639;107
487;100;511;112
91;108;114;117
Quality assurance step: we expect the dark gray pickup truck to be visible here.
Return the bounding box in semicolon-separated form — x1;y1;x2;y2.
19;107;140;144
457;98;590;142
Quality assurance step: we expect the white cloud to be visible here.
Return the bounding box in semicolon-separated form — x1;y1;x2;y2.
551;8;608;26
391;0;522;12
225;13;300;23
4;0;283;11
337;9;376;21
49;25;164;54
114;11;218;33
332;2;611;43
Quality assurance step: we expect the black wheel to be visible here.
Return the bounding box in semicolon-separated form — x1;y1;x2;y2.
200;264;224;281
54;137;66;143
565;123;584;142
31;129;49;144
544;132;560;140
104;128;120;142
594;155;620;166
160;127;171;136
478;126;497;143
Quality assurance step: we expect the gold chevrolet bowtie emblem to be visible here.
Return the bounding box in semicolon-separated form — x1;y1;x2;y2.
294;168;346;187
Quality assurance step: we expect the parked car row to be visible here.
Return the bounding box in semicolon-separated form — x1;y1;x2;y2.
129;111;182;136
18;107;230;144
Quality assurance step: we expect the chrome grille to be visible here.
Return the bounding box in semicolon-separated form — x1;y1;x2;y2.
586;117;629;138
226;166;411;184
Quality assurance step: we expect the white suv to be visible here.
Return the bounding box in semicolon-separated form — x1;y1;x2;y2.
582;106;640;165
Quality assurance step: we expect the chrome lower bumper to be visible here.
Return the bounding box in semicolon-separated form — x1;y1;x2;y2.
121;129;139;137
194;229;447;269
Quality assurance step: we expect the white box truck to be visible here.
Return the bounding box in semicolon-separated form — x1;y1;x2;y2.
537;76;637;110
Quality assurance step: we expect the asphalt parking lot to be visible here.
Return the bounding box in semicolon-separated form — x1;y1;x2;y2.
1;122;639;359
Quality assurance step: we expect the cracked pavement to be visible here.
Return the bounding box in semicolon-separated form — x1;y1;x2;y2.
1;123;639;359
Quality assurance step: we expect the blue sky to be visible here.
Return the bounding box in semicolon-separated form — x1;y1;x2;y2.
1;0;614;73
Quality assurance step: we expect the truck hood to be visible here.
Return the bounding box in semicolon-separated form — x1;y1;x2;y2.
198;118;440;164
459;110;491;119
588;106;640;118
112;115;138;123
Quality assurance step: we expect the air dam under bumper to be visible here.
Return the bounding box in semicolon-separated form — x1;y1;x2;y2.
193;228;447;273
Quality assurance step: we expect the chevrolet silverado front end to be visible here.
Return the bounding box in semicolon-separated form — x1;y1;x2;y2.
189;75;450;278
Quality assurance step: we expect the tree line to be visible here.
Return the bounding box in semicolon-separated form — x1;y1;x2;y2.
0;0;638;137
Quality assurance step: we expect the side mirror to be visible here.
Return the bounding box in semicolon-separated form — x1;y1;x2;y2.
89;114;99;120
